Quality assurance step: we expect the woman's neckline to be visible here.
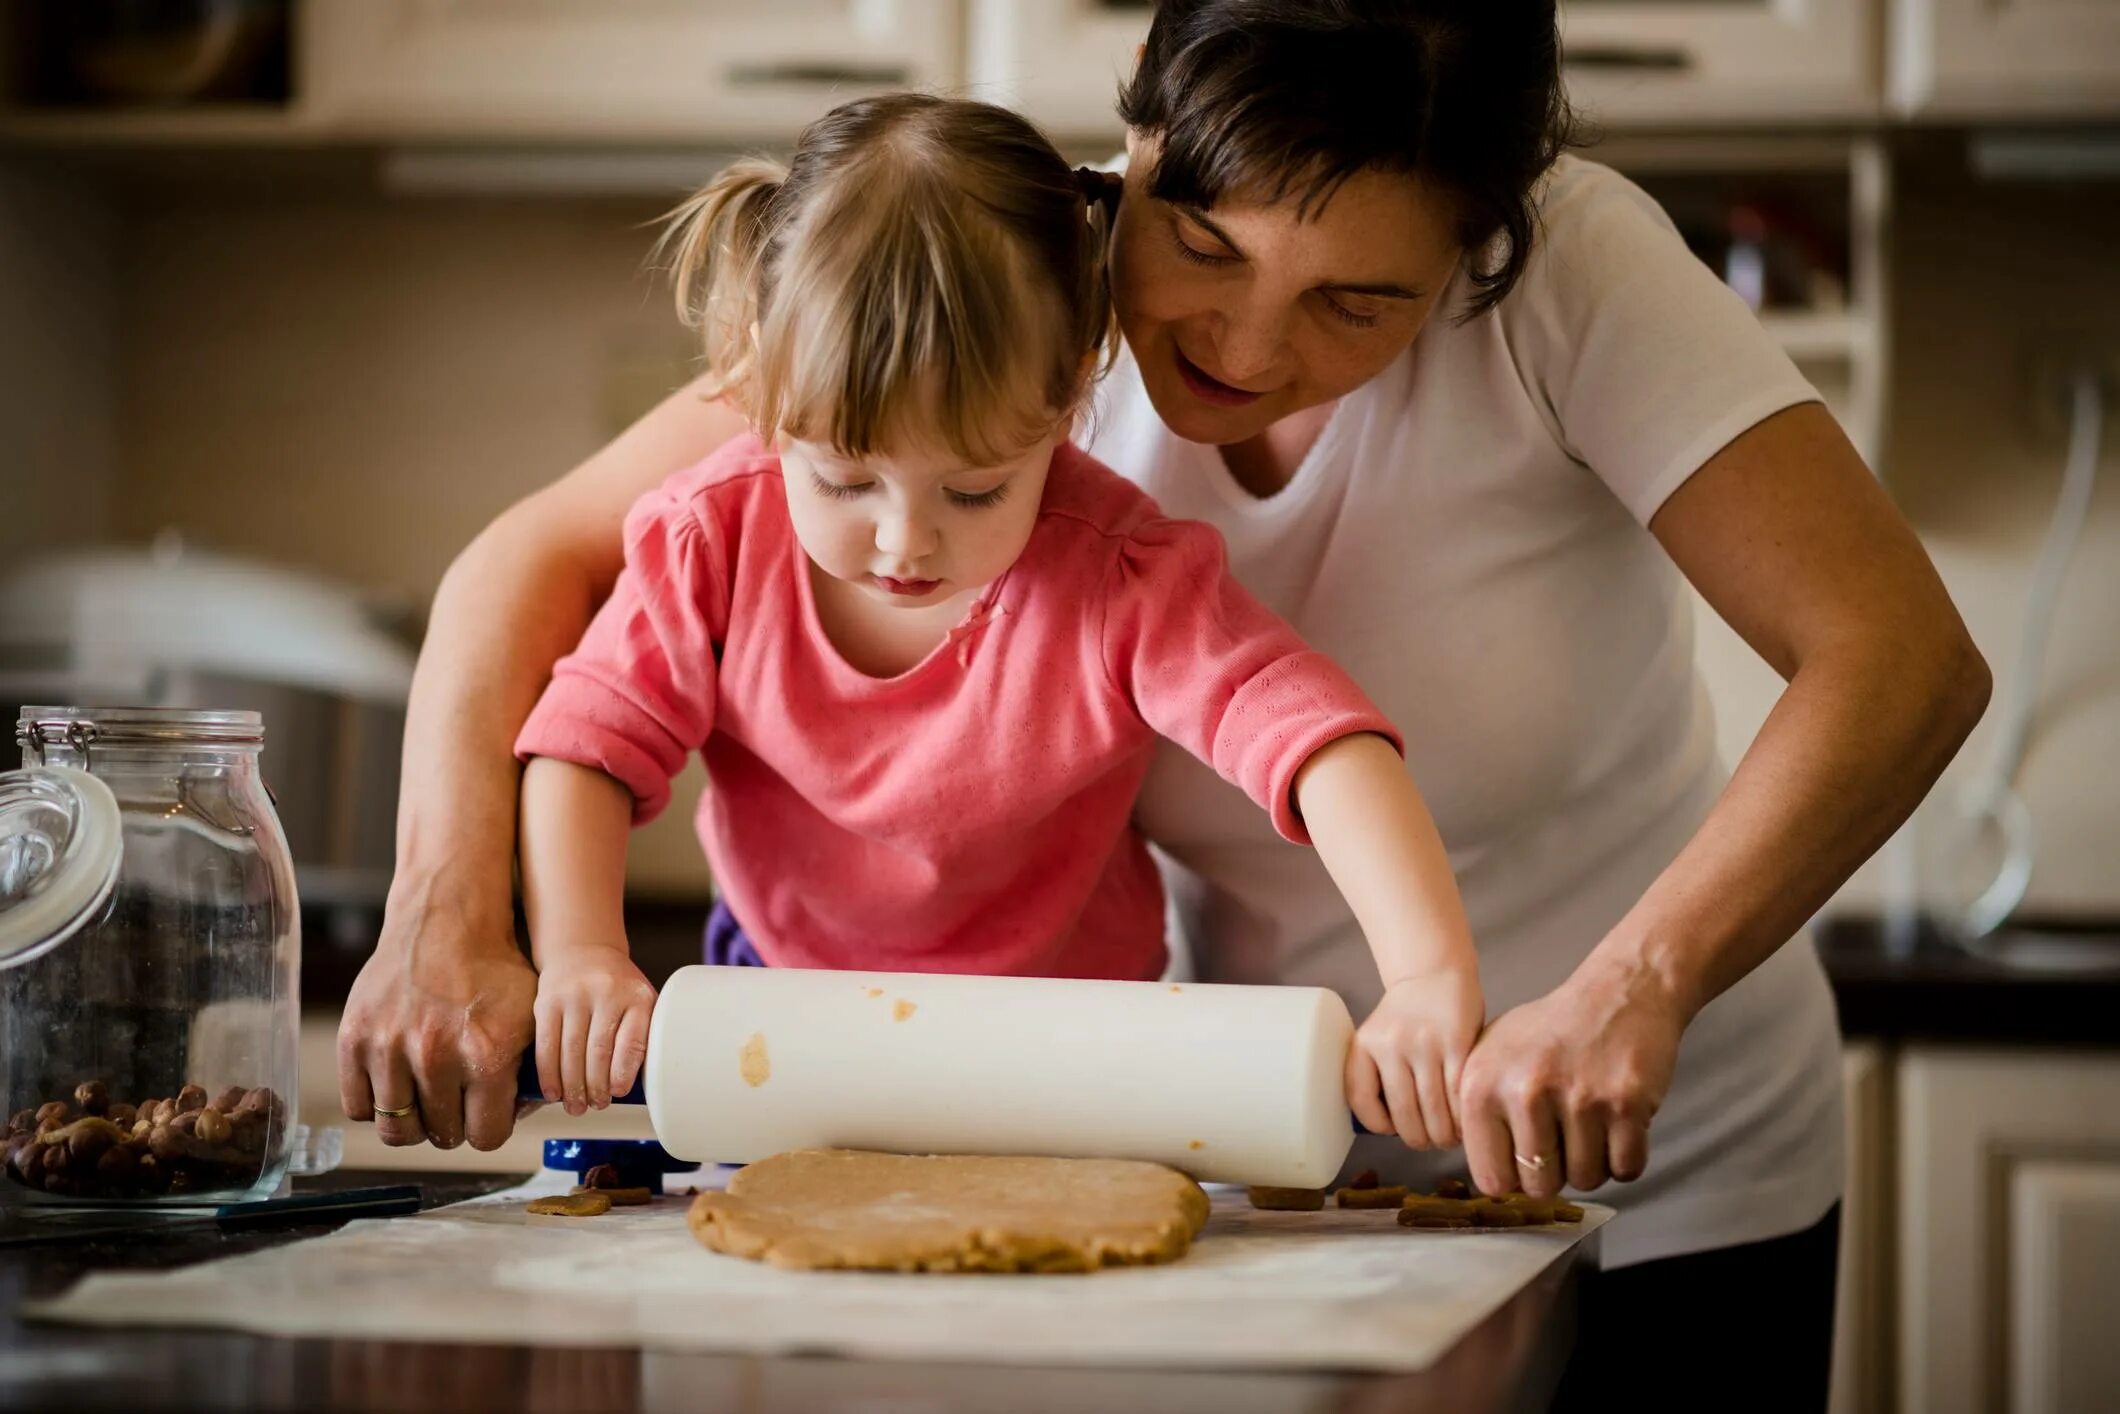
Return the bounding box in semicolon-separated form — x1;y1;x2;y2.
1197;390;1355;520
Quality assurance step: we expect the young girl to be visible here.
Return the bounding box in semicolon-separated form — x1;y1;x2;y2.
513;93;1479;1158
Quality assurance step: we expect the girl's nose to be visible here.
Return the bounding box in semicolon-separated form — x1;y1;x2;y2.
875;510;937;562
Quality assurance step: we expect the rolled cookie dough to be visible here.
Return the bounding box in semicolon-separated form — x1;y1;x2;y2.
687;1148;1211;1273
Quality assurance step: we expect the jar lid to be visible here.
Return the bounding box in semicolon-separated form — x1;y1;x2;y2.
0;766;124;968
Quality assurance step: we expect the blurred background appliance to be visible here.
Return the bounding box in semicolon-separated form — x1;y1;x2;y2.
0;533;414;905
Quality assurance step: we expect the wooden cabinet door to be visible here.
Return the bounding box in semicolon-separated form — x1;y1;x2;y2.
2008;1159;2120;1413
304;1;961;142
1560;0;1882;125
1890;0;2120;118
1898;1047;2120;1414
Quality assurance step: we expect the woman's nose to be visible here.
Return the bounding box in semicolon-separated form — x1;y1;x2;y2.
1212;298;1290;386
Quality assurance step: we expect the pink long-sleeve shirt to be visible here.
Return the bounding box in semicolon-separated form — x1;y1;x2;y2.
515;435;1399;981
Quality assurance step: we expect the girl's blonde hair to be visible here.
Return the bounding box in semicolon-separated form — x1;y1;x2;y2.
659;93;1120;467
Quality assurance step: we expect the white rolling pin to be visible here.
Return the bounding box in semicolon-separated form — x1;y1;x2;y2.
643;965;1356;1188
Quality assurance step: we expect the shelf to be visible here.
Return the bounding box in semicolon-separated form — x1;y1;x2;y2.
0;106;313;147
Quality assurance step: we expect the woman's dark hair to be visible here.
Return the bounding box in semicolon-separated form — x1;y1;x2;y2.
1117;1;1579;318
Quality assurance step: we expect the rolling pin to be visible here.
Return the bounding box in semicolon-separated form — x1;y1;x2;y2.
636;966;1358;1188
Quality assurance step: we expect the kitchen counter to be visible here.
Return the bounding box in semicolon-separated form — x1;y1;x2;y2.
1816;916;2120;1048
1;1169;1592;1414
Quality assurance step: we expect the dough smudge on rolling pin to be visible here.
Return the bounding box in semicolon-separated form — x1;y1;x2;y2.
892;999;917;1022
739;1032;771;1087
864;987;884;998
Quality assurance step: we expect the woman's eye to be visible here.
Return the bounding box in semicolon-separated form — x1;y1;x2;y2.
1169;227;1236;269
947;484;1010;510
1320;295;1382;330
810;474;872;501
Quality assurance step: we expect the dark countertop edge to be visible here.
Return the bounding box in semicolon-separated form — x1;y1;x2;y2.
1816;914;2120;1049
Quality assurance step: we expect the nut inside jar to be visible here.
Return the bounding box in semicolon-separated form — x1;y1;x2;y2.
4;1081;286;1201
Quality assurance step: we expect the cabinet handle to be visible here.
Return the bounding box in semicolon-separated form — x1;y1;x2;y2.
1562;45;1692;72
725;62;909;87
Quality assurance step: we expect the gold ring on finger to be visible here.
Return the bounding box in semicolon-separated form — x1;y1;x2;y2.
374;1102;418;1120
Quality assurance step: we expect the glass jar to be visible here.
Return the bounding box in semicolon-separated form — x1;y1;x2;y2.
0;707;299;1206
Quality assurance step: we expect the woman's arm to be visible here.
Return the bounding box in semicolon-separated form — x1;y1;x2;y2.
337;376;748;1151
1296;733;1482;1152
1456;402;1990;1200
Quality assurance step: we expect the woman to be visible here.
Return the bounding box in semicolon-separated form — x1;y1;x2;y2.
340;1;1986;1403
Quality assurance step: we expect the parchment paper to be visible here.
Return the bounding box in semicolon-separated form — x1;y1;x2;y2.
25;1172;1605;1373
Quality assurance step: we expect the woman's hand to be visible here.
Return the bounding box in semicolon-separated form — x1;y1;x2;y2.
337;872;540;1151
1456;958;1685;1199
533;943;658;1117
1347;967;1482;1150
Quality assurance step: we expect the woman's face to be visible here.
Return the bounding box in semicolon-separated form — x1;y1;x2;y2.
1111;134;1467;446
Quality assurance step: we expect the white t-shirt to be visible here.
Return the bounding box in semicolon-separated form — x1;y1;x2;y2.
1084;154;1844;1269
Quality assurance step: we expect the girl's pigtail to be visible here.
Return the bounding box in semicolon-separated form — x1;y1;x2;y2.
657;157;789;396
1075;166;1125;378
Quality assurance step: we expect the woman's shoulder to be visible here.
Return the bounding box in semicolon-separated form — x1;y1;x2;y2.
1507;153;1690;304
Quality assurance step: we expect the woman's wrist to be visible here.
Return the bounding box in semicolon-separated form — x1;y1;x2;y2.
1572;922;1703;1027
380;850;518;960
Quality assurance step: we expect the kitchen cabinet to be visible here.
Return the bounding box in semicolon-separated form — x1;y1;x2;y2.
969;0;1887;141
965;0;1148;143
302;0;961;143
1560;0;1882;126
1897;1046;2120;1414
1889;0;2120;119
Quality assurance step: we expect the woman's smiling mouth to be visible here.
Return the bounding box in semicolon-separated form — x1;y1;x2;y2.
1173;345;1268;407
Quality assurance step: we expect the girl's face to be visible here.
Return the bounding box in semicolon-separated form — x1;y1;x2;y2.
1111;135;1467;447
779;430;1060;608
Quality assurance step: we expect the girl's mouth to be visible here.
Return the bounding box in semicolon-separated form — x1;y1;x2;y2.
1173;346;1267;408
874;575;941;597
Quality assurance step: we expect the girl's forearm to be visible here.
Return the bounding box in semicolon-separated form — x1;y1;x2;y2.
519;758;637;966
1294;733;1478;986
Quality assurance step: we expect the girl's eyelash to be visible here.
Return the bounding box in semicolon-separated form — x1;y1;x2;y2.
810;474;871;501
948;484;1010;509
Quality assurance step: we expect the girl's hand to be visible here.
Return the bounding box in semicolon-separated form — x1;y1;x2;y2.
1346;966;1483;1150
1456;958;1683;1199
532;945;658;1116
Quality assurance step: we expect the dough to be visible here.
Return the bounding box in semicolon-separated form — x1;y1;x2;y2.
687;1149;1211;1273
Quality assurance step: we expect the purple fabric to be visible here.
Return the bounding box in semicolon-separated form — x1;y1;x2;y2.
704;898;767;968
